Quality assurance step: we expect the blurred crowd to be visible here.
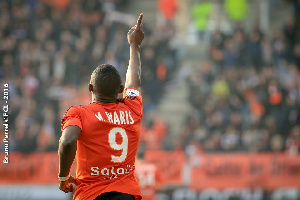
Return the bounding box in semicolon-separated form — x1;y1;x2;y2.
182;19;300;154
0;0;178;152
1;0;299;155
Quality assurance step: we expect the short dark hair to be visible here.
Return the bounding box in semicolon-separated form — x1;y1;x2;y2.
90;64;122;98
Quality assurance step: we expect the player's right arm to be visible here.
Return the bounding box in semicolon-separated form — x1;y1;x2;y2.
125;13;144;90
58;106;82;193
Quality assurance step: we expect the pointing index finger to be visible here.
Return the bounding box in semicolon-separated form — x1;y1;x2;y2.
136;13;143;30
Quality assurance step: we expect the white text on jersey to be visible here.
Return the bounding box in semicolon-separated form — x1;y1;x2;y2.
91;165;135;179
95;111;134;124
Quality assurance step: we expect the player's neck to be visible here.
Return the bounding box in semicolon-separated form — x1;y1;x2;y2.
92;95;117;104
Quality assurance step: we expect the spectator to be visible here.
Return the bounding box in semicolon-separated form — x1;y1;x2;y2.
182;17;300;154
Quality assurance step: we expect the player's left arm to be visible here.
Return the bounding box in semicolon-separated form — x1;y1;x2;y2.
125;13;144;90
58;125;81;193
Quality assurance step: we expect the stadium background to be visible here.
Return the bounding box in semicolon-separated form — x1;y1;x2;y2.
0;0;300;199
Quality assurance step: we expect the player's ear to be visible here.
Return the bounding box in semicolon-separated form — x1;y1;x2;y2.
119;85;124;93
88;84;93;92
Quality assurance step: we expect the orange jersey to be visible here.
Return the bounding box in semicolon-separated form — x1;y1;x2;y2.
135;162;158;200
61;87;143;200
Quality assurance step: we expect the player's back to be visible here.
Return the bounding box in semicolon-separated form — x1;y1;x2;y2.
61;87;143;200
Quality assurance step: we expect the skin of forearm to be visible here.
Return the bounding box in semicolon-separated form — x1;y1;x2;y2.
126;44;141;88
58;140;77;177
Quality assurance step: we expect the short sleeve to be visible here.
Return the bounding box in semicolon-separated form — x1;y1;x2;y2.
122;87;143;117
61;106;83;132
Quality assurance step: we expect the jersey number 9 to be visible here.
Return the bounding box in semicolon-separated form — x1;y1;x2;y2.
109;128;128;163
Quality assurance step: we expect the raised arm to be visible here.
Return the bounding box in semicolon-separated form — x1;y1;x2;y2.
125;13;144;89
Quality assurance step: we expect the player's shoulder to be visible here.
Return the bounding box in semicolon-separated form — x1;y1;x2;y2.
66;105;82;111
64;104;86;115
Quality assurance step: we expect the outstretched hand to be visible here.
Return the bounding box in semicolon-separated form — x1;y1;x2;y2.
127;13;144;46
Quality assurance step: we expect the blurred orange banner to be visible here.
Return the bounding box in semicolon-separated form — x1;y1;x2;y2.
190;153;300;190
1;152;300;190
0;153;76;184
145;151;186;186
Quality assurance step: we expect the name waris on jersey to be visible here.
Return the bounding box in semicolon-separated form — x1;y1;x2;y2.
95;110;134;125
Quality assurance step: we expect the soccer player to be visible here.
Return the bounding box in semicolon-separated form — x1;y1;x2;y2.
58;13;144;200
